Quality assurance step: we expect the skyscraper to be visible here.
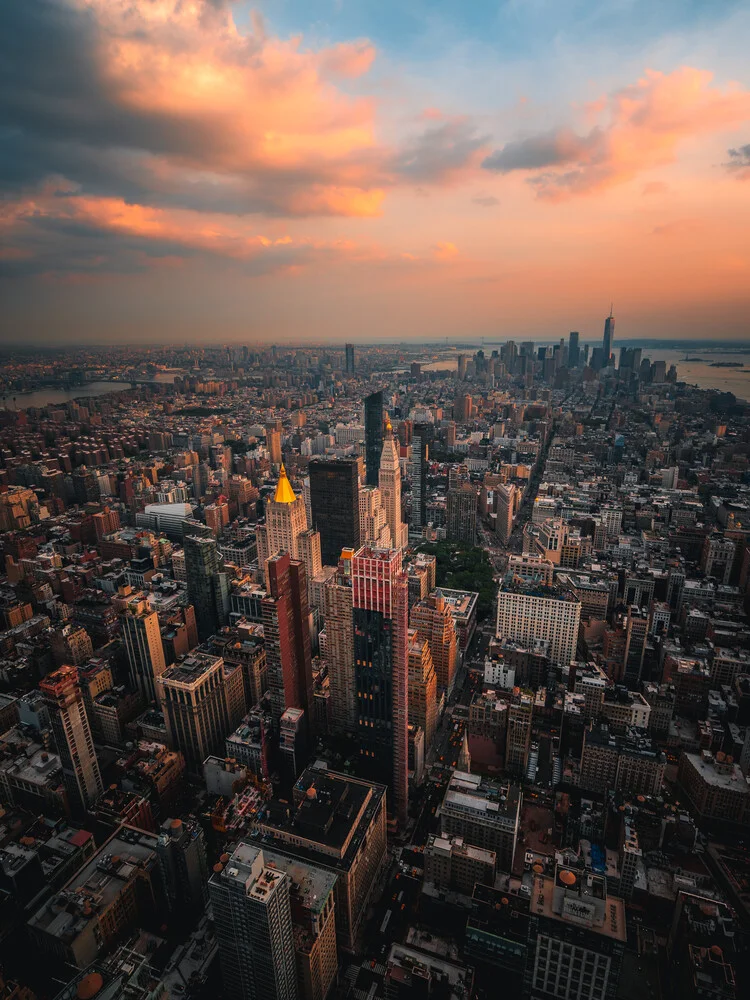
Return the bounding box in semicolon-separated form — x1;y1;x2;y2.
263;552;314;729
603;307;615;364
411;592;458;695
447;482;477;545
266;424;282;467
379;419;407;550
40;665;103;814
309;458;360;566
160;651;241;770
184;533;229;641
352;546;409;825
623;606;650;687
297;527;322;605
121;595;167;705
409;427;428;530
359;486;391;547
495;483;517;545
505;689;533;776
407;628;437;751
256;464;308;568
568;331;580;368
209;843;298;1000
156;816;209;925
323;552;356;735
364;390;384;487
345;342;355;372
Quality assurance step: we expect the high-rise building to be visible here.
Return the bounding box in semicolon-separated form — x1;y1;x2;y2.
214;844;338;1000
352;546;409;825
359;486;391;547
121;596;167;705
410;591;458;695
496;580;581;666
257;762;387;952
160;652;242;771
50;624;93;667
379;419;407;550
345;342;355;373
505;689;533;776
364;390;384;487
568;331;580;368
603;307;615;364
440;771;521;872
323;552;356;735
447;483;477;545
266;424;283;467
40;665;103;814
184;533;229;641
256;464;308;569
407;628;437;751
205;496;230;537
209;843;298;1000
263;552;314;729
525;866;626;1000
454;393;473;422
580;724;666;796
309;459;361;566
622;606;650;687
297;528;322;605
424;833;496;895
496;483;518;544
156;816;208;925
409;428;428;530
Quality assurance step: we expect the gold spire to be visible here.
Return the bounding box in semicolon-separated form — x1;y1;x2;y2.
385;417;393;434
274;463;297;504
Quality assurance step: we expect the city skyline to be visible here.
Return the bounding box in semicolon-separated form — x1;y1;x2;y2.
2;0;750;345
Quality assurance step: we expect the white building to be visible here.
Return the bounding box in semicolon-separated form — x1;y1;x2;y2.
496;583;581;666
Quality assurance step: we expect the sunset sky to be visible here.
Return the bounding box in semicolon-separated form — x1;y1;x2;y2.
2;0;750;345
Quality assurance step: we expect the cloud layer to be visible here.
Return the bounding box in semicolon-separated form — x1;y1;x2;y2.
1;0;390;219
483;68;750;198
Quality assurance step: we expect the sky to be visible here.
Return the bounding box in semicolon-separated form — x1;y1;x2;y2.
1;0;750;346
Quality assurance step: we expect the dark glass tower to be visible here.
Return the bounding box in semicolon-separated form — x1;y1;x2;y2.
364;390;384;487
603;308;615;364
309;458;361;565
184;533;229;640
352;547;408;825
568;331;580;368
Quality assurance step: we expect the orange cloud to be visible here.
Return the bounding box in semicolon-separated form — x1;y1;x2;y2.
483;67;750;198
433;241;459;260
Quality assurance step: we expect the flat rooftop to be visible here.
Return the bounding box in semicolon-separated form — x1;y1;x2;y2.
259;765;386;871
530;873;626;943
161;651;222;686
684;753;750;793
28;827;157;943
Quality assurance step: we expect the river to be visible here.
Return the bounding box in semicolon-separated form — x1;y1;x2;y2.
8;382;130;410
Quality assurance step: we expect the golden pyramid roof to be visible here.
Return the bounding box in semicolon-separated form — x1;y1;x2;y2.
274;464;297;504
